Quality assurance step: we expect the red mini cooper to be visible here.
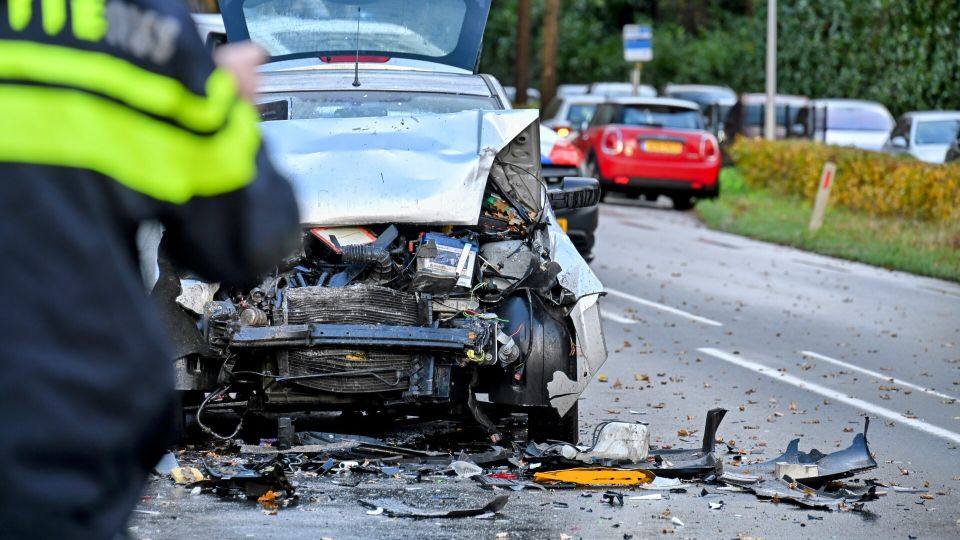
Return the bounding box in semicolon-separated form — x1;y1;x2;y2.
574;97;721;210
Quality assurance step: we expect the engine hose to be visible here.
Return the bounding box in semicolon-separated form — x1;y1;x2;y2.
341;244;392;272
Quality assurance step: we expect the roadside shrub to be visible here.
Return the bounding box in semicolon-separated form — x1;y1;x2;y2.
730;139;960;223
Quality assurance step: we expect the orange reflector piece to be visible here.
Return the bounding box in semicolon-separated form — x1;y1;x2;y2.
614;176;630;185
533;467;655;486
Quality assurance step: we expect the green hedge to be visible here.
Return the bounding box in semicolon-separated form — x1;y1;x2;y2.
730;139;960;223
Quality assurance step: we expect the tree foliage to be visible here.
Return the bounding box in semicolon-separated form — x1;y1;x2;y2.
482;0;960;116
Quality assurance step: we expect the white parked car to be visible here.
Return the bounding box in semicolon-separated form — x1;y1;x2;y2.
882;111;960;163
804;99;894;151
588;82;657;98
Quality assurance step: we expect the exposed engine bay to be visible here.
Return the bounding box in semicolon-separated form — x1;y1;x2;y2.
154;111;606;441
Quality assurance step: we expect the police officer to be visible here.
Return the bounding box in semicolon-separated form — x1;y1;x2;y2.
0;1;300;538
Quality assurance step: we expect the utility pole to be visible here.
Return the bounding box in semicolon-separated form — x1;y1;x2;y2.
541;0;560;109
515;0;531;105
764;0;777;140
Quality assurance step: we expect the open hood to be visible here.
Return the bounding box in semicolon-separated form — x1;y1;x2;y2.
260;109;541;226
219;0;492;73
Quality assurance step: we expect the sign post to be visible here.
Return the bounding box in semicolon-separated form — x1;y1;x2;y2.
623;24;653;96
809;162;836;231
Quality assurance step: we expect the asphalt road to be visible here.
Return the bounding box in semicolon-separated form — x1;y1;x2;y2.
132;199;960;539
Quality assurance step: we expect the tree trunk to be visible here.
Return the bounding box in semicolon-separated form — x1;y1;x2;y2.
540;0;561;109
515;0;531;105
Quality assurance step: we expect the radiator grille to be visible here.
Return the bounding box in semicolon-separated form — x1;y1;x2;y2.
287;349;411;393
285;285;419;325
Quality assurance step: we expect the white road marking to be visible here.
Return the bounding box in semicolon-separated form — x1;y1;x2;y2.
606;288;724;327
698;347;960;445
801;350;958;402
601;311;638;325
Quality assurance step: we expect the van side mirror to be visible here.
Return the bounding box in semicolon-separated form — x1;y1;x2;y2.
890;135;908;148
548;177;600;210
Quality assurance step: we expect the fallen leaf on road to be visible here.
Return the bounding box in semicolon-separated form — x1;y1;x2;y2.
920;494;935;500
597;374;608;383
789;401;797;412
635;373;650;382
843;427;854;433
258;490;282;511
612;379;623;389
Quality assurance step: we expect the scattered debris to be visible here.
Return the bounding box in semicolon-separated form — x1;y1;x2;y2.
451;460;484;478
154;452;180;476
358;495;509;518
171;467;204;485
733;418;877;486
602;491;625;506
162;409;890;521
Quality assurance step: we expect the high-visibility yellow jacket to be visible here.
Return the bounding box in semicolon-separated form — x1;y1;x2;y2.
0;2;299;537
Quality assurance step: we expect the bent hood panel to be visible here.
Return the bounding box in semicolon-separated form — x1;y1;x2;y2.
261;109;540;226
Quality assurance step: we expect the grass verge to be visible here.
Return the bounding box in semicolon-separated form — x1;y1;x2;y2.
697;168;960;282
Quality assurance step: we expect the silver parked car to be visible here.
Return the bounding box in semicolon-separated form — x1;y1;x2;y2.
165;0;606;443
882;111;960;163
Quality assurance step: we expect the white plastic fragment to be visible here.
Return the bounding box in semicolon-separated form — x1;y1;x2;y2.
190;486;201;496
671;516;685;528
628;494;663;501
366;507;384;516
639;476;683;490
774;462;819;480
560;422;650;463
450;461;483;478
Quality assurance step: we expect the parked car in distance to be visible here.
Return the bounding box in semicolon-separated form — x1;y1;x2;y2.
944;131;960;163
589;81;657;98
799;99;894;151
723;93;809;141
557;84;590;97
663;84;736;111
882;111;960;163
574;97;721;210
541;94;606;137
665;84;738;149
541;126;596;261
503;86;541;104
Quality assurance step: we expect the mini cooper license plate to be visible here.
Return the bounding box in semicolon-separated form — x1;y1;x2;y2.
642;140;683;155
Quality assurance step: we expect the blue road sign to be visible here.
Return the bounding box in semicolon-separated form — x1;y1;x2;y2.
623;24;653;62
